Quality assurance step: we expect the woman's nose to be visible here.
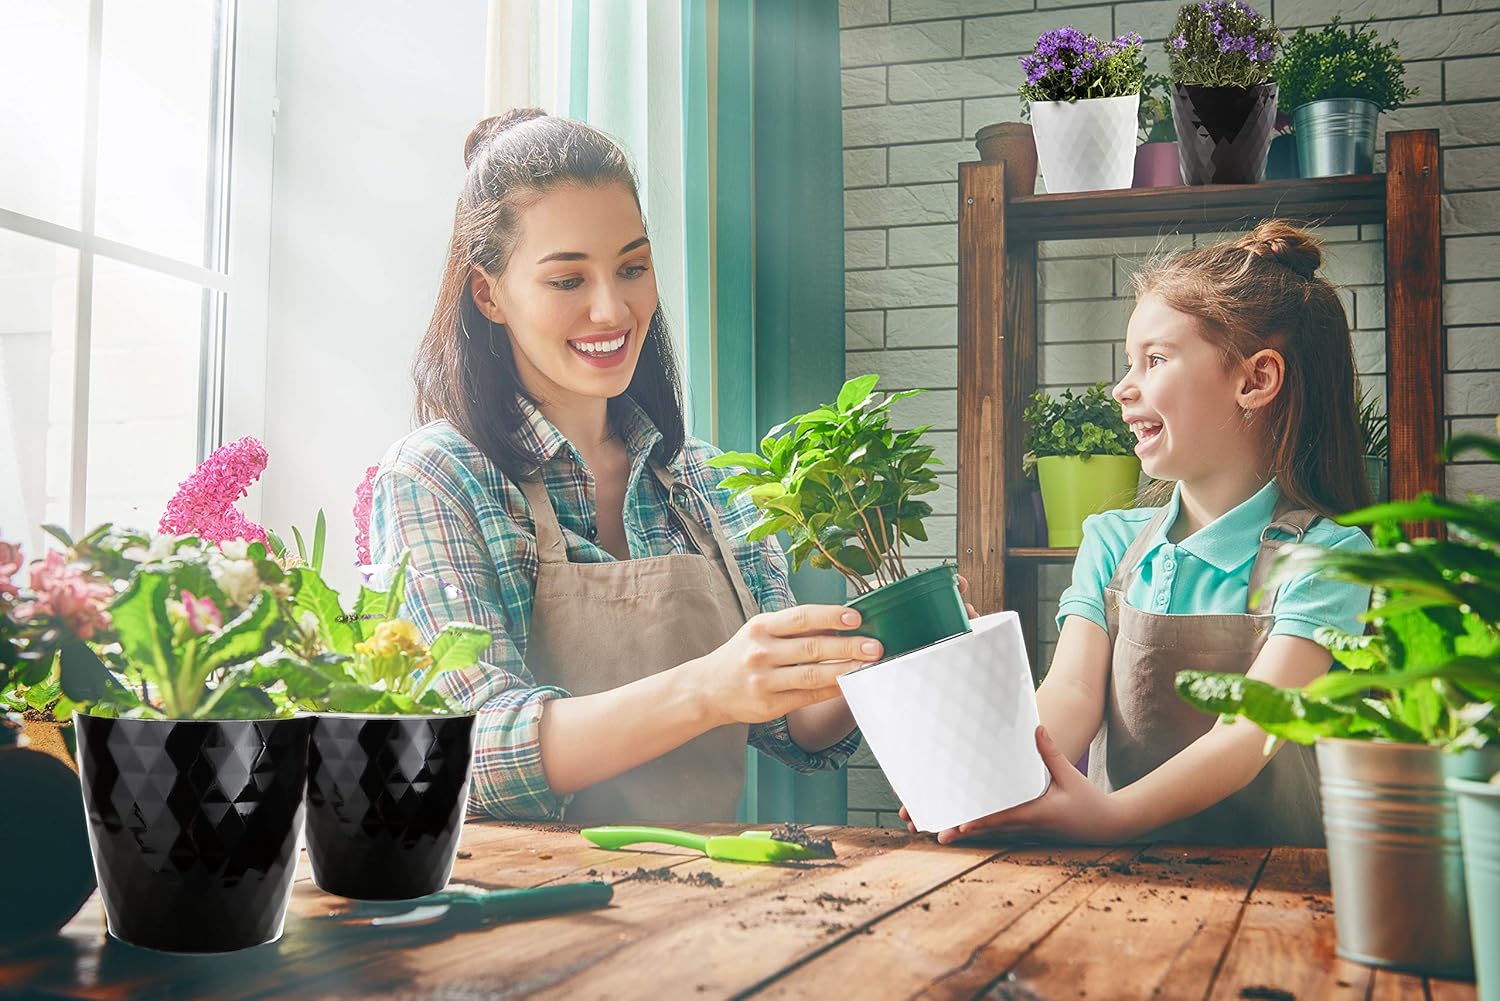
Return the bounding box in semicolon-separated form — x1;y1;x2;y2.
589;283;631;326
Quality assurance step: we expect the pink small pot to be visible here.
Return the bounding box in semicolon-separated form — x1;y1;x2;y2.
1133;142;1182;188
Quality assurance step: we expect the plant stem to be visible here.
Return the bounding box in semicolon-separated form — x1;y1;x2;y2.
810;534;871;595
841;479;887;588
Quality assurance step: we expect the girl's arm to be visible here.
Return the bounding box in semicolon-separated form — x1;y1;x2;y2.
1033;616;1113;764
1108;633;1331;836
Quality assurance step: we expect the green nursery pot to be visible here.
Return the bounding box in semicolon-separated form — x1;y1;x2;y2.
845;564;971;661
1448;776;1500;1001
1035;454;1142;548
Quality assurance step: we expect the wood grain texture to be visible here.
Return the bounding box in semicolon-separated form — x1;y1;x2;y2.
958;160;1009;618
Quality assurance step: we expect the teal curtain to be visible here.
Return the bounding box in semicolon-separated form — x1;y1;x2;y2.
708;0;848;825
547;0;847;823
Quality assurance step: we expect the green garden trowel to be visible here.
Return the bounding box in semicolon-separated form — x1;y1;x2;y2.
580;826;834;863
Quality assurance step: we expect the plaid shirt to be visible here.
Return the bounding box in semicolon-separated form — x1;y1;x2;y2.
369;398;862;821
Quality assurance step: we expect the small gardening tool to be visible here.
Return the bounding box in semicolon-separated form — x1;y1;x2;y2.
580;826;835;863
342;881;614;928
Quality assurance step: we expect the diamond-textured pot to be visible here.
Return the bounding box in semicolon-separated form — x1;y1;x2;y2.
1171;82;1278;184
1029;94;1139;193
305;713;477;900
75;714;311;953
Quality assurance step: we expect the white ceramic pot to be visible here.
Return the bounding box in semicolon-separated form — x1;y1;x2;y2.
837;611;1049;832
1030;94;1140;193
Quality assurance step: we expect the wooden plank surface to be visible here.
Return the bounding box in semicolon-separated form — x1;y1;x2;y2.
1003;174;1387;241
2;827;1481;1000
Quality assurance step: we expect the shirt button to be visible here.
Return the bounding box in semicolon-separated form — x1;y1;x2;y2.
586;525;598;541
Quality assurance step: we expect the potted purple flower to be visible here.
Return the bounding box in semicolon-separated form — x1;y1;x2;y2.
1019;27;1146;193
1167;0;1282;184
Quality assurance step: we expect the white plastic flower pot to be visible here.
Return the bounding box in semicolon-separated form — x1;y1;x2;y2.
837;611;1049;832
1030;94;1140;193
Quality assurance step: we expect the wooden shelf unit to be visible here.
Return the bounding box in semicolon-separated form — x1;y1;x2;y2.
957;129;1445;672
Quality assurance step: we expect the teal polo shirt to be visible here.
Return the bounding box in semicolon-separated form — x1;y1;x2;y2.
1056;479;1373;642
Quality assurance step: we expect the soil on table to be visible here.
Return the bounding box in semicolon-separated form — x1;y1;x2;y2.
769;823;836;859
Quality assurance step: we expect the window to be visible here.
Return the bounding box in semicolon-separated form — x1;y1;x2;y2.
0;0;272;555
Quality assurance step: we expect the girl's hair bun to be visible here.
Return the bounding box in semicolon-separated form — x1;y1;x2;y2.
463;108;547;169
1235;220;1323;279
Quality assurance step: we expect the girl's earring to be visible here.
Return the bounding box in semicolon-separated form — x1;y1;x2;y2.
1242;407;1255;423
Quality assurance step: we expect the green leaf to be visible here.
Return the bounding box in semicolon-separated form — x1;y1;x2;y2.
195;685;278;720
707;451;771;471
293;567;357;655
312;509;327;573
414;623;491;698
57;634;137;711
108;571;180;707
265;530;287;559
292;525;308;562
1174;670;1413;744
198;591;281;675
837;375;880;412
41;524;76;548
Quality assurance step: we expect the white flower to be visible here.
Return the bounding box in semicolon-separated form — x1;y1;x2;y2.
218;540;250;561
209;554;261;607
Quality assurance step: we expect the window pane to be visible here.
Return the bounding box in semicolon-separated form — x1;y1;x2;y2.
0;2;88;227
85;257;207;533
0;231;79;558
95;0;226;266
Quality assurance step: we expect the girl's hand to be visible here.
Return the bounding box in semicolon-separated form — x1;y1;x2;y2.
906;726;1138;845
956;574;979;620
690;605;883;727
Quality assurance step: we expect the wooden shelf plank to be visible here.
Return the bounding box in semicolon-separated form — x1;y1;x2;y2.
1006;547;1080;562
1003;174;1387;241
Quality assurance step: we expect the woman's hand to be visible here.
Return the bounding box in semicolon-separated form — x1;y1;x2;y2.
956;574;979;619
899;726;1138;845
689;605;882;728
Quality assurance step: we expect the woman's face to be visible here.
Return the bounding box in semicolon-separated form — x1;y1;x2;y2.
472;182;657;408
1112;294;1262;483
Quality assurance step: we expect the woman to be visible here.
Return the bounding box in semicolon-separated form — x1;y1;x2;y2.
370;109;881;823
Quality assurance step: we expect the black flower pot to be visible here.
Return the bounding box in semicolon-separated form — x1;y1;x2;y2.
305;713;476;900
1170;82;1279;185
75;714;311;953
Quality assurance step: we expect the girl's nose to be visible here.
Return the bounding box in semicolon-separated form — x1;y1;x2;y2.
589;283;631;327
1112;372;1134;403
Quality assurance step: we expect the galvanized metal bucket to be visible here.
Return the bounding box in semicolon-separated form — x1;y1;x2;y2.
1317;738;1500;978
1293;98;1380;177
1448;777;1500;1001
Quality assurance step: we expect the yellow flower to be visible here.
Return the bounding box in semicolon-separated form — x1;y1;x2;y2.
355;619;431;671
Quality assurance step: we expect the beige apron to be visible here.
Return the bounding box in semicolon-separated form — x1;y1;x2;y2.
1087;497;1326;846
517;461;761;824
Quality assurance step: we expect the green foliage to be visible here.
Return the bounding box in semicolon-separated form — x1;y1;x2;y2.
1274;17;1416;112
1167;0;1281;89
1022;383;1134;467
1176;432;1500;750
1358;388;1389;462
1138;73;1178;143
707;375;941;596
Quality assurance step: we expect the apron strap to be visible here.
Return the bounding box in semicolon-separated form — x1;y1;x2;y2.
649;463;762;622
516;469;570;565
1246;500;1320;614
1105;503;1176;593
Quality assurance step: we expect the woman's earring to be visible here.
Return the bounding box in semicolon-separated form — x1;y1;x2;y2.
1242;407;1255;423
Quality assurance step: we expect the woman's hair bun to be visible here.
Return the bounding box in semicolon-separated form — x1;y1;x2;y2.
463;108;547;169
1236;220;1323;279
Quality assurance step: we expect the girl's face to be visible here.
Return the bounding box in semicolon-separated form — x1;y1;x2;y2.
472;182;657;408
1113;294;1268;483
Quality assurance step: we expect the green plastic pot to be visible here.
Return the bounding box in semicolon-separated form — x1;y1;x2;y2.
1449;776;1500;1001
1364;455;1387;503
1035;454;1142;548
846;564;971;661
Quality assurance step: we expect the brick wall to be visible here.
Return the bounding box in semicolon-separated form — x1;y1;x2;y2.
838;0;1500;828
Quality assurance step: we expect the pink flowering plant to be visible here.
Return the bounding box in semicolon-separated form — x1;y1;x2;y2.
1168;0;1281;88
1019;27;1145;107
159;435;270;546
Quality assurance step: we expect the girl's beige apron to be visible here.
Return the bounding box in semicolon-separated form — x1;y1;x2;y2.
1088;499;1326;846
517;462;761;824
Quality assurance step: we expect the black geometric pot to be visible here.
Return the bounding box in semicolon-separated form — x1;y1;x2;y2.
1170;82;1279;185
74;714;311;953
304;713;476;900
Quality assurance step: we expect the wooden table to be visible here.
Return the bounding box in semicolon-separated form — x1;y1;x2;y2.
2;823;1478;1000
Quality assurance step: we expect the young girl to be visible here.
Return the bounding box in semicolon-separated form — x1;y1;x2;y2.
910;220;1374;847
369;109;891;823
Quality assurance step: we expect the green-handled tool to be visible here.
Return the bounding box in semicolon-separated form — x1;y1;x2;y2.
350;881;614;928
580;826;834;863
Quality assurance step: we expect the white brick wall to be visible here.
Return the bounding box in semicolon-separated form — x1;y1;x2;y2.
840;0;1500;828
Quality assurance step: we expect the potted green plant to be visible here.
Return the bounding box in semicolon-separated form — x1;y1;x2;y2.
1358;388;1389;502
708;374;967;660
1019;28;1146;193
277;541;488;902
1022;383;1141;547
48;527;314;954
1134;73;1182;188
1275;17;1417;177
1176;429;1500;978
1167;0;1283;184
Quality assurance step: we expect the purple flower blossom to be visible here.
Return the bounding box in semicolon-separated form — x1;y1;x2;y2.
1172;34;1188;50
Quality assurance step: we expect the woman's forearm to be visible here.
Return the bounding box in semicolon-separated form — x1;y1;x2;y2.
535;658;716;796
1111;719;1281;837
787;697;857;753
